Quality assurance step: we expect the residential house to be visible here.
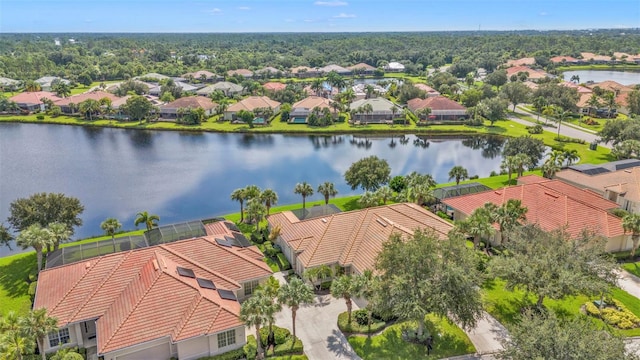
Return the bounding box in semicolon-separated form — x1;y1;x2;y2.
33;221;272;360
54;91;119;114
349;97;402;124
182;71;219;83
555;162;640;213
135;73;171;81
289;96;336;123
505;66;550;81
109;95;131;120
505;57;536;67
263;82;287;93
267;203;454;275
196;82;244;97
407;96;468;122
159;96;217;120
414;83;441;97
585;81;634;115
347;63;377;76
227;69;253;78
550;56;580;65
317;64;352;76
580;52;613;64
442;175;629;252
9;91;61;111
149;81;199;97
290;66;321;78
384;62;405;72
254;67;283;78
0;76;21;90
351;83;387;100
35;76;70;91
224;96;281;121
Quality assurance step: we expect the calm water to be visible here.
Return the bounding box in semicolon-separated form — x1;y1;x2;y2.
562;70;640;85
0;123;504;256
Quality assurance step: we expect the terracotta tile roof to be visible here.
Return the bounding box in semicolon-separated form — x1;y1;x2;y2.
290;66;319;74
586;81;633;94
414;83;440;95
9;91;61;105
227;69;253;77
292;96;335;111
263;82;287;92
506;57;535;67
54;91;119;107
550;56;579;63
556;167;640;205
560;81;592;94
347;63;376;71
581;52;612;62
182;70;216;79
505;66;549;79
267;203;454;273
407;96;466;112
443;176;624;239
160;96;217;110
34;229;271;355
227;96;281;112
255;67;281;74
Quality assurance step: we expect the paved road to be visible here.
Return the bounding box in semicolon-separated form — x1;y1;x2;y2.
509;107;611;149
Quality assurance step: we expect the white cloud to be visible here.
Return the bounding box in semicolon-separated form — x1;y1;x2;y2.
333;13;356;18
238;6;251;10
207;8;222;15
314;1;347;6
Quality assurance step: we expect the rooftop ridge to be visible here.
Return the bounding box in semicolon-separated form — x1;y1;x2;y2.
338;210;371;266
305;212;340;267
49;256;105;316
205;303;224;335
172;293;203;341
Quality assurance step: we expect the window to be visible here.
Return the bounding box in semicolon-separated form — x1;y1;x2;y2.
217;329;236;348
244;280;260;296
48;328;70;347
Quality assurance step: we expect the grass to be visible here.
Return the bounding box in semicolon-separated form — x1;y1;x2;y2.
481;278;640;337
622;262;640;278
348;314;475;360
0;252;36;316
337;312;387;334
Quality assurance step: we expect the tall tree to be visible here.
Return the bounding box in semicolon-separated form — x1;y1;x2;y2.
16;224;54;273
487;199;528;244
500;81;531;111
246;198;266;232
47;222;70;252
330;275;357;324
20;308;58;360
100;218;122;242
240;289;273;360
0;223;14;250
455;206;496;249
553;107;570;139
7;193;84;235
448;166;469;186
500;155;519;184
490;225;618;308
478;97;508;126
134;211;159;231
293;182;314;210
78;99;101;121
374;186;393;205
376;229;483;337
502;136;546;168
317;182;338;205
532;96;547;121
277;277;314;341
344;156;391;192
622;213;640;259
122;95;153;123
260;189;278;216
0;311;34;360
231;188;247;222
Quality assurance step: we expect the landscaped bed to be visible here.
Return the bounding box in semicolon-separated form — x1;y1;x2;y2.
348;314;476;360
337;310;388;334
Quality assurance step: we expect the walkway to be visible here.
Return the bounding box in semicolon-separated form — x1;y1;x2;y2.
618;269;640;304
508;107;611;149
459;312;508;355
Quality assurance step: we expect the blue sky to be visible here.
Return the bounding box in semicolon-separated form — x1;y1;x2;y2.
1;0;638;33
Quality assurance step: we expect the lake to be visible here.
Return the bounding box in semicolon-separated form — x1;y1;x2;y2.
0;123;505;257
562;70;640;85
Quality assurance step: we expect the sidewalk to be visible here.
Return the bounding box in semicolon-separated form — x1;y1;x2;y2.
617;269;640;303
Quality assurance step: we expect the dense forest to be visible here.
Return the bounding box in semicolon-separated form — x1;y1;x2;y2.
1;30;639;81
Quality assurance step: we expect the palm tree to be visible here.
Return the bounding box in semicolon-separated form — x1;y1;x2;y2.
562;149;579;166
375;186;393;205
231;188;247;222
362;103;374;123
240;289;272;359
513;153;533;178
500;155;519;184
353;270;376;333
406;184;433;206
604;91;617;118
20;308;58;360
390;105;398;121
448;166;469;187
532;96;547;121
294;182;314;210
456;207;495;249
622;213;640;259
78;99;101;121
311;78;324;97
47;222;70;252
0;311;33;360
17;224;54;273
244;185;262;201
317;182;338;205
358;191;380;208
101;218;122;242
554;108;570;139
50;347;84;360
586;94;601;117
570;74;580;84
491;199;528;244
134;211;160;231
245;198;266;232
24;80;41;92
542;157;561;179
260;189;278;215
278;277;314;341
330;275;356;324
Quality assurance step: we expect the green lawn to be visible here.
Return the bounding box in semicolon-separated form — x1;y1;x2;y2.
348;314;475;360
0;252;37;316
482;278;640;337
622;262;640;278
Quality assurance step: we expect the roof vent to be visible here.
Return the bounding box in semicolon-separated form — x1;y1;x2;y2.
494;191;502;195
544;191;560;199
177;267;196;278
376;218;387;227
321;218;328;223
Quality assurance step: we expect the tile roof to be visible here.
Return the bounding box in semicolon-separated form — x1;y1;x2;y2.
0;77;20;86
347;63;376;71
290;66;318;74
550;56;579;63
9;91;61;105
505;66;549;79
182;70;216;79
227;69;253;77
443;175;623;239
580;52;612;62
267;203;454;273
255;67;281;74
414;83;440;95
227;96;281;112
560;81;593;94
196;82;244;95
263;82;287;92
292;96;335;111
160;96;217;110
54;91;119;107
407;96;466;112
317;64;351;73
506;57;536;67
586;81;633;94
135;73;170;81
556;167;640;205
34;230;271;355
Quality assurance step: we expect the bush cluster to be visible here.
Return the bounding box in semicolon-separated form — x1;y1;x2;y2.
527;124;543;134
584;299;640;329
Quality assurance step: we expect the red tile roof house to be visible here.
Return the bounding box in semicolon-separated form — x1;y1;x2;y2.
267;203;454;275
227;69;254;78
505;57;536;67
414;83;441;97
289;96;337;124
505;66;550;81
54;91;120;114
550;56;580;64
407;96;468;123
262;82;287;93
442;175;629;252
159;96;217;121
224;96;281;122
33;221;272;360
9;91;61;112
347;63;377;75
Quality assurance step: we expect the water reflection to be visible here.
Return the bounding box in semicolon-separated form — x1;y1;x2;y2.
128;129;154;148
461;135;505;159
238;133;275;148
310;135;344;149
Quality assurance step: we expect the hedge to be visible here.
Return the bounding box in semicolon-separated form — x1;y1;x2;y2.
276;253;291;270
337;311;387;334
197;348;245;360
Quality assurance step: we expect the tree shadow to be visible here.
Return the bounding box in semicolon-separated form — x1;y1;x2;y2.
0;252;36;301
341;197;361;212
326;329;360;359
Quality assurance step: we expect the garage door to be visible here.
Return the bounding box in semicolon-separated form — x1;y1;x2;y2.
117;343;171;360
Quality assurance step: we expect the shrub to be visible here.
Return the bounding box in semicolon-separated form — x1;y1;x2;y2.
276;253;291;270
28;282;37;297
36;114;45;120
244;335;258;360
198;348;245;360
527;124;543;134
611;208;629;218
436;211;449;220
337;311;387;334
464;117;484;126
273;337;304;356
469;175;479;180
584;300;640;329
556;136;585;144
260;326;291;346
490;171;498;177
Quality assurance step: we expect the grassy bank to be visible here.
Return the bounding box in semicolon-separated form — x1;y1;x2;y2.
557;64;640;72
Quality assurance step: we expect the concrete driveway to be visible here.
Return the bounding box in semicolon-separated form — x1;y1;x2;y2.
272;272;363;360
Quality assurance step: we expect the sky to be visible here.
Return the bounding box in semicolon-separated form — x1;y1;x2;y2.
1;0;638;33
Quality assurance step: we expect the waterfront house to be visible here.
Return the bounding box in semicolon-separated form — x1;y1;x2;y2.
384;62;405;72
289;96;336;123
443;175;629;252
347;63;376;75
33;221;272;360
159;96;217;120
267;203;453;276
224;96;281;122
317;64;352;76
349;97;402;124
407;96;468;122
414;83;440;97
54;91;119;114
9;91;61;112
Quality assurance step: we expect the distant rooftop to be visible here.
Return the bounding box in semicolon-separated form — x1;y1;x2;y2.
290;204;342;220
567;159;640;175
